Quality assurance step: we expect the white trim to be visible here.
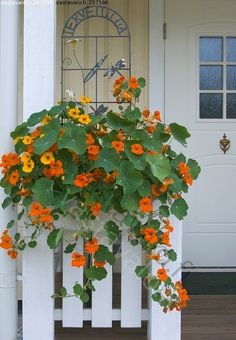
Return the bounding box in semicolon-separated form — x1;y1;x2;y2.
22;2;56;340
149;0;165;117
0;2;19;339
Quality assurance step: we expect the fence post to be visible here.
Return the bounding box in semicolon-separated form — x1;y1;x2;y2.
0;2;19;339
148;216;182;340
22;2;56;340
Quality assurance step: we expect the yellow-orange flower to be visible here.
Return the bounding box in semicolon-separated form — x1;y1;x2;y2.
20;152;31;163
22;159;35;173
41;115;52;125
68;108;80;119
40;152;55;165
23;136;32;145
78;114;91;125
80;96;92;104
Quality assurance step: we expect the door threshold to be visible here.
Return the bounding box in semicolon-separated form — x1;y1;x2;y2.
182;267;236;272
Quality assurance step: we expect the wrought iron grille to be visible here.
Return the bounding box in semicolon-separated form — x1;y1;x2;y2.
61;5;131;108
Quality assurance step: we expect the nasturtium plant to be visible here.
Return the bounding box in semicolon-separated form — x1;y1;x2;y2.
0;75;200;313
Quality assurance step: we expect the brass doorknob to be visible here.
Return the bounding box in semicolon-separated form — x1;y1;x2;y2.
220;133;230;154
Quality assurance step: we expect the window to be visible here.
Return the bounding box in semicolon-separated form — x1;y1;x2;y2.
199;36;236;119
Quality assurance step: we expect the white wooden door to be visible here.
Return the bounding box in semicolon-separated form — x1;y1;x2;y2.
165;0;236;267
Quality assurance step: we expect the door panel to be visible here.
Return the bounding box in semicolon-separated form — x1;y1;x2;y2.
165;0;236;267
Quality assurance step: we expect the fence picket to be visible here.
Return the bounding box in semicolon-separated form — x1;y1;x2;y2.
63;229;84;327
148;215;182;340
121;228;142;327
92;229;113;327
22;232;54;340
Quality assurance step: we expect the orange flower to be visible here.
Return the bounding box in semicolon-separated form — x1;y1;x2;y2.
0;230;13;250
153;110;161;121
90;202;102;216
103;170;117;184
147;150;158;156
129;76;139;89
7;249;18;259
39;208;53;223
178;162;190;175
146;125;156;134
183;172;193;186
87;145;100;161
85;237;99;254
139;197;153;213
160;178;174;193
73;173;90;188
141;228;158;244
131;143;144;155
19;188;30;197
111;141;124;154
49;160;64;177
114;75;125;87
146;253;160;261
175;281;190;308
178;162;193;186
151;183;160;197
163;219;174;232
30;127;41;138
142;109;150;118
71;252;86;267
157;268;168;281
9;170;20;186
94;260;106;268
0;153;20;173
117;130;126;141
86;133;95;145
162;232;171;247
91;168;106;182
161;144;169;154
29;202;43;217
120;91;132;102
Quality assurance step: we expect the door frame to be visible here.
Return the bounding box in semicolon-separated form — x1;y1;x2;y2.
149;0;165;116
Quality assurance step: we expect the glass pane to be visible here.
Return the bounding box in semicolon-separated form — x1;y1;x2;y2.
227;66;236;90
200;66;223;90
200;93;223;119
200;37;223;62
227;37;236;62
227;94;236;118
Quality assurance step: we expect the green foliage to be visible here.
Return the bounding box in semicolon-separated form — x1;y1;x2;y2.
47;228;63;249
116;161;143;194
32;178;54;206
135;265;149;278
0;74;200;313
58;122;87;154
171;198;188;220
146;154;171;181
104;221;120;244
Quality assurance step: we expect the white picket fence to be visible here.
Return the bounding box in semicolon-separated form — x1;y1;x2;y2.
21;214;182;340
